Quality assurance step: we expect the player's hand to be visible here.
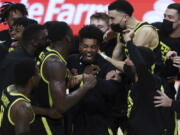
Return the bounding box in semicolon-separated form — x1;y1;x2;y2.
122;29;134;42
124;58;134;66
166;51;177;60
71;68;78;75
82;74;97;90
106;70;121;82
172;56;180;70
103;29;117;41
83;64;100;75
154;90;172;107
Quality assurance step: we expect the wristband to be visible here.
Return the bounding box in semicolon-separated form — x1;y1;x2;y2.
99;52;108;59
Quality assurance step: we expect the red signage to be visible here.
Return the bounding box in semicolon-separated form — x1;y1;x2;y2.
0;0;179;35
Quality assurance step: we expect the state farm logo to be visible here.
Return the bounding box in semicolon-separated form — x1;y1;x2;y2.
20;0;108;25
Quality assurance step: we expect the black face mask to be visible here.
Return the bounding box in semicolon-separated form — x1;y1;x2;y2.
110;15;126;33
160;19;174;35
111;24;126;33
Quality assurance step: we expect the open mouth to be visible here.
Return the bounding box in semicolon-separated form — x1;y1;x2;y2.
85;53;93;60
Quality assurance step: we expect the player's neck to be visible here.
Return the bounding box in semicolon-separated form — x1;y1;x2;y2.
126;17;140;30
52;41;69;60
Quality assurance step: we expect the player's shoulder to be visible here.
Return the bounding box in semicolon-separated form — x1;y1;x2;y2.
138;23;157;33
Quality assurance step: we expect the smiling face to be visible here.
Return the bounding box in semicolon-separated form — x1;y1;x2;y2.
9;25;24;40
79;38;99;63
108;10;128;31
90;18;109;33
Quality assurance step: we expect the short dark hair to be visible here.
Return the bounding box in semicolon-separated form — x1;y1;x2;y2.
0;2;28;23
12;17;37;28
44;21;72;42
22;24;45;45
79;25;103;45
108;0;134;16
167;3;180;16
14;59;37;87
90;12;109;23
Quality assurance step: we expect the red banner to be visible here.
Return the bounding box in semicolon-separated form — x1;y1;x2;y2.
0;0;178;35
